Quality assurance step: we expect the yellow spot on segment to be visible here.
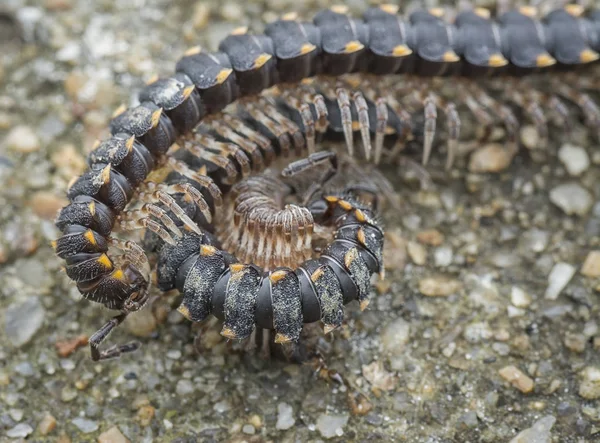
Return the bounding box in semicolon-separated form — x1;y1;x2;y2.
150;108;163;128
112;104;127;119
300;43;317;55
565;4;584;17
428;8;444;18
198;165;208;175
216;68;233;85
330;5;348;14
357;228;367;246
488;53;508;67
301;77;315;85
281;12;298;21
50;240;58;250
230;263;245;273
178;305;192;320
231;26;248;35
253;53;272;69
344;248;358;269
519;6;537;17
125;135;135;151
360;299;370;311
344;41;364;54
184;46;202;56
200;244;218;256
97;254;113;269
536;53;556;67
84;230;97;246
580;49;600;64
88;201;96;216
221;327;238;339
380;4;399;15
182;85;196;99
351;121;361;131
269;270;288;284
323;324;337;334
274;333;292;344
111;269;125;281
392;45;412;57
146;74;159;85
355;209;366;223
324;195;339;203
101;164;111;184
474;8;490;19
338;200;353;211
310;267;325;283
443;51;460;63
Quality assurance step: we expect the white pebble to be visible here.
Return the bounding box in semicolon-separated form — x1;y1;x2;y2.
510;415;555;443
549;183;593;216
545;262;576;300
511;286;532;308
316;413;349;439
558;143;590;176
276;403;295;431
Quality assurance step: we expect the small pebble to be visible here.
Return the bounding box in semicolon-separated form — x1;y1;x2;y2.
579;367;600;400
37;413;57;435
276;403;295;431
136;405;155;427
5;125;41;153
417;229;444;246
6;423;34;438
380;318;410;356
434;246;453;267
511;286;532;308
316;413;349;439
71;418;98;434
418;276;462;297
545;262;576;300
176;379;194;396
192;3;210;29
98;426;129;443
549;183;593;216
407;241;427;265
362;361;396;391
5;296;46;348
564;333;586;353
125;308;157;338
558;143;590;176
520;125;540;150
29;191;68;220
581;251;600;278
242;424;255;435
469;143;515;173
510;415;555;443
499;365;534;393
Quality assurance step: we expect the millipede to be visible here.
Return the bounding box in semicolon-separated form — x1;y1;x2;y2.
53;3;600;361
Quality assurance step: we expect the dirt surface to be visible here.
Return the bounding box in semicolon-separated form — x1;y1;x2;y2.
1;1;599;442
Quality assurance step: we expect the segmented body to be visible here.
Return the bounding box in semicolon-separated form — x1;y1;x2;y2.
53;4;600;360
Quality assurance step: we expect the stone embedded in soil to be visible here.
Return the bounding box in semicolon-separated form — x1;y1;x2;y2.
98;426;129;443
469;143;515;173
362;361;397;391
558;143;590;176
579;366;600;400
581;251;600;278
407;241;427;265
564;333;586;353
37;413;57;435
511;286;532;308
545;262;576;300
5;296;46;347
5;125;41;153
276;403;295;431
71;417;98;433
380;318;410;356
499;365;534;394
418;276;462;297
510;415;556;443
416;229;444;246
316;413;349;439
549;183;593;216
29;191;69;220
6;423;34;438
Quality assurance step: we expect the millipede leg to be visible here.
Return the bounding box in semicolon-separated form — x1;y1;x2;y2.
119;210;177;245
374;98;388;165
260;99;306;154
445;103;460;170
353;91;372;160
221;114;275;167
547;95;571;132
246;105;292;156
282;151;338;204
108;237;149;276
166;157;223;209
299;103;316;154
313;94;329;134
89;313;139;361
423;94;437;165
185;133;250;182
337;88;354;157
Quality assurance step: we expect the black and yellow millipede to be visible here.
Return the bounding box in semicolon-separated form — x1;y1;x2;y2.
53;4;600;360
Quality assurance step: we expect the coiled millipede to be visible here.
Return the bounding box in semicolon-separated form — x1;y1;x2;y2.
53;4;600;360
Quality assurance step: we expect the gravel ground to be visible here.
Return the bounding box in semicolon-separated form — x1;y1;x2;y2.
1;1;600;442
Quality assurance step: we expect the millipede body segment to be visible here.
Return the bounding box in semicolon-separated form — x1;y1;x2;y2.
54;4;600;360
